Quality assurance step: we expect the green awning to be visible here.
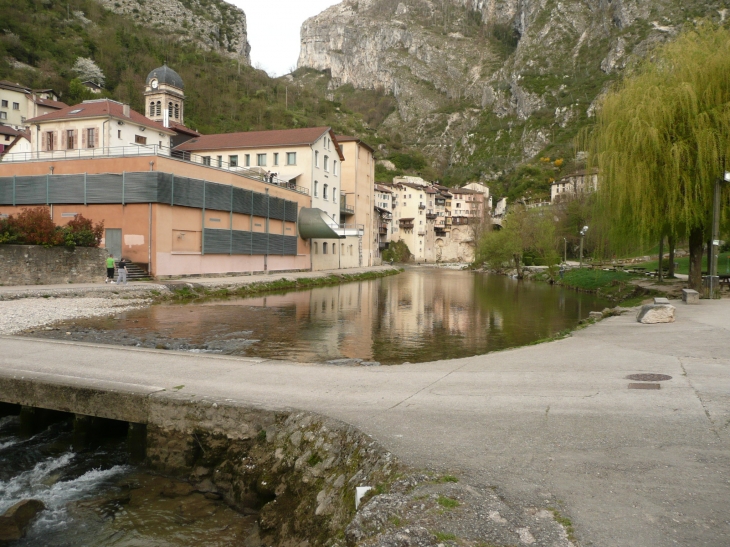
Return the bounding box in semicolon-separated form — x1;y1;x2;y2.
298;208;343;239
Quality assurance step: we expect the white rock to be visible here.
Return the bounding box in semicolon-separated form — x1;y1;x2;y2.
636;304;675;324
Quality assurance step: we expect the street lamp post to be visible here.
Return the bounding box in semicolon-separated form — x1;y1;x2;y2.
709;169;730;297
579;226;588;268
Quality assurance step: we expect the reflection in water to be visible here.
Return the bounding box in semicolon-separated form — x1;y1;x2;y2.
55;268;610;364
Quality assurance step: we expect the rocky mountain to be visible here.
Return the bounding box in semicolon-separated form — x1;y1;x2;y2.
97;0;250;61
298;0;727;193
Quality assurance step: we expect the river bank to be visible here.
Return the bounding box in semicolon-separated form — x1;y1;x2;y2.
0;266;402;336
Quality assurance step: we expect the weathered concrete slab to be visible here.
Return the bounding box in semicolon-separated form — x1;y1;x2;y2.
637;304;676;324
654;297;670;305
0;368;163;423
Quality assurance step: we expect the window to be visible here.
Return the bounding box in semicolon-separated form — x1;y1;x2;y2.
324;155;329;172
315;150;319;167
323;242;328;254
168;102;173;117
156;101;161;116
217;155;222;167
287;152;296;165
333;187;337;203
12;102;19;110
323;184;328;200
0;100;6;107
202;156;211;166
66;130;75;150
118;130;122;139
333;160;338;175
341;244;344;254
46;131;54;151
314;181;318;197
257;153;267;167
0;112;6;120
244;154;250;167
273;153;279;166
174;103;179;119
135;135;147;145
149;102;155;116
229;155;238;167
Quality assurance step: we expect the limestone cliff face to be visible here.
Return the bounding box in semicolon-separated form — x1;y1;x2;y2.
96;0;250;62
298;0;725;178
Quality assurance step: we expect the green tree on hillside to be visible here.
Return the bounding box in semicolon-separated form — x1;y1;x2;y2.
585;24;730;290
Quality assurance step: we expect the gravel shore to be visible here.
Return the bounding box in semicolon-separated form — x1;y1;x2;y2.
0;297;153;335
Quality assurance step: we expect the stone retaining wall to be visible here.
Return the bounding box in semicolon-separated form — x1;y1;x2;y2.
0;245;108;286
0;370;399;546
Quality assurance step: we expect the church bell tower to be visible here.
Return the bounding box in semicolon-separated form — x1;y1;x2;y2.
144;64;185;126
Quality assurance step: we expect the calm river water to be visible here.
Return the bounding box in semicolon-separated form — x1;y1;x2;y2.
38;268;611;364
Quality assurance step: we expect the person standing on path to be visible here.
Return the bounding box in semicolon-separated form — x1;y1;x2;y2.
116;257;129;285
105;254;115;283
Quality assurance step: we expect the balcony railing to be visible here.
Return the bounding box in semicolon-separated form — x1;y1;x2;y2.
340;202;355;215
0;145;310;195
418;230;426;236
418;203;426;210
400;223;414;230
426;212;437;220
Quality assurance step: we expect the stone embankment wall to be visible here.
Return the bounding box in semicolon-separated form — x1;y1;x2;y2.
0;245;108;286
0;371;398;546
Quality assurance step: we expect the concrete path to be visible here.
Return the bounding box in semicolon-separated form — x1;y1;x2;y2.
1;300;729;546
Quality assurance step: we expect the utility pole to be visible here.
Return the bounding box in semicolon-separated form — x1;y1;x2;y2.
710;162;729;297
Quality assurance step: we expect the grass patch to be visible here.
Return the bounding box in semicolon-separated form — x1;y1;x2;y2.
307;453;323;467
437;475;459;483
550;508;576;543
633;255;714;276
160;268;402;303
389;515;402;527
172;385;184;390
560;268;639;291
434;531;457;541
257;429;267;442
437;496;460;509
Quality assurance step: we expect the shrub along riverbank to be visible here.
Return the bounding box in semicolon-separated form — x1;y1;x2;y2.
158;268;403;302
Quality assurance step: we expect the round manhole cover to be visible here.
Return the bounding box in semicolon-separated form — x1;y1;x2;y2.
625;374;672;382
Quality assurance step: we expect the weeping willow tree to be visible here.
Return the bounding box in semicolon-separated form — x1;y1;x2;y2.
585;23;730;290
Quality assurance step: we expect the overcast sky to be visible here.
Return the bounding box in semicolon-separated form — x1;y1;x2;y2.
233;0;342;77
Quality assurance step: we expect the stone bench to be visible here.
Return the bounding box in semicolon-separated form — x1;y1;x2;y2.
682;289;699;304
654;297;670;305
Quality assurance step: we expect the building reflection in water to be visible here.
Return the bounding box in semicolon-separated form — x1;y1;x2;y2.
123;268;610;364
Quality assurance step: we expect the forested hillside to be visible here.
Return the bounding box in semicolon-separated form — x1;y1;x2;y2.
0;0;409;152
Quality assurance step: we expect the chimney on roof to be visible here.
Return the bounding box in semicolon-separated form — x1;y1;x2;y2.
123;104;130;117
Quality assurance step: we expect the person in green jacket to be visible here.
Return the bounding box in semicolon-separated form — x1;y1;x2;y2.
105;254;115;283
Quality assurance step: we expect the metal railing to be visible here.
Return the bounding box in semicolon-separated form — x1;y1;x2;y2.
340;202;355;214
0;144;310;196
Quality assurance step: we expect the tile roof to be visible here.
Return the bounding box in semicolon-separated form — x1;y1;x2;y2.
30;96;68;110
26;99;175;134
0;124;28;138
0;80;30;93
167;121;201;137
335;134;375;153
174;127;345;160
